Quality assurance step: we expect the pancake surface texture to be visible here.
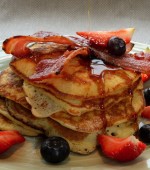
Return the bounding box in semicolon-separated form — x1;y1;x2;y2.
6;99;98;154
0;67;30;109
0;97;41;136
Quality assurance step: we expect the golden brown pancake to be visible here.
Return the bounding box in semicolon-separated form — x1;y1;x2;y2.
50;110;104;133
23;81;63;118
10;53;141;97
0;97;41;136
23;80;144;133
6;98;139;140
10;56;142;117
6;99;98;154
0;67;30;109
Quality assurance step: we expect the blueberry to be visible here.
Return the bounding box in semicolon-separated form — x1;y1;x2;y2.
40;136;70;164
139;124;150;143
107;36;126;56
144;88;150;106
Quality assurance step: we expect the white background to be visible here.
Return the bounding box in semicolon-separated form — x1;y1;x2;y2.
0;0;150;44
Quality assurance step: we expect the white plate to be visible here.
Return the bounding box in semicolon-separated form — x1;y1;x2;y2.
0;41;150;170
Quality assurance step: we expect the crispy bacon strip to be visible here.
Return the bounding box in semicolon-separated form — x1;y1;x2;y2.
33;31;89;45
91;48;150;74
29;47;89;81
2;33;78;58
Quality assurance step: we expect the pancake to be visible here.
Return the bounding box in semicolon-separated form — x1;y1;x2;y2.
0;97;41;136
23;81;144;133
23;81;94;117
6;99;98;154
105;121;138;138
10;55;142;116
10;52;141;97
6;98;139;153
23;81;63;118
0;67;30;109
50;110;103;133
50;97;141;132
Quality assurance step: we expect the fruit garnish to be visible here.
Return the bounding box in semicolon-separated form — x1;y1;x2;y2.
141;106;150;119
98;134;146;162
139;124;150;143
142;73;150;82
107;36;126;56
141;47;150;82
0;130;25;154
40;136;70;164
76;28;135;47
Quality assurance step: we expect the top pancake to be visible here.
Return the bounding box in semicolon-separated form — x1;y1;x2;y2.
10;50;141;98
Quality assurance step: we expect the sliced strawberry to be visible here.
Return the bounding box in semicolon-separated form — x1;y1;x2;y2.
76;28;135;47
141;106;150;119
0;130;25;154
141;73;150;82
98;135;146;162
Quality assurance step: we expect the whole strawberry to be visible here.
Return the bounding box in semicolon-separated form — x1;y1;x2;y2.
98;135;146;162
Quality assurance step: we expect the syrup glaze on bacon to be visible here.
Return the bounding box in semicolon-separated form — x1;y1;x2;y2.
29;47;89;80
90;48;150;74
2;31;150;75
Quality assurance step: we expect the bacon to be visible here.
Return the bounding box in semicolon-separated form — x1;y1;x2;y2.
29;47;89;81
3;31;149;74
2;32;79;58
91;48;150;74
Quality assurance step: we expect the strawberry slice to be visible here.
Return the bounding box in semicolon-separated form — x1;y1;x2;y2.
76;28;135;47
141;106;150;119
141;73;150;82
0;130;25;154
98;135;146;162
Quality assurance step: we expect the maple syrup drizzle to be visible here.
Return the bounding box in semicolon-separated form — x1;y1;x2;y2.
89;58;121;132
88;58;139;132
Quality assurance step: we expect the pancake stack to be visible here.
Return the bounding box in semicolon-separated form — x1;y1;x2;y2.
0;32;144;154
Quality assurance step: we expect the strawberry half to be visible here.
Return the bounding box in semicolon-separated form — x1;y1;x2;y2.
76;28;135;47
98;135;146;162
0;130;25;154
141;106;150;119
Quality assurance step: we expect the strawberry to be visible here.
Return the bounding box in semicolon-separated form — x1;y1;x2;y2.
76;28;135;47
98;135;146;162
141;106;150;119
0;130;25;154
141;73;150;82
141;47;150;82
